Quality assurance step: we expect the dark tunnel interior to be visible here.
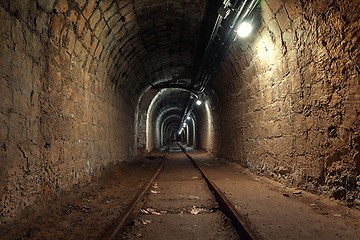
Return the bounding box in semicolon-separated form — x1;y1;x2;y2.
0;0;359;222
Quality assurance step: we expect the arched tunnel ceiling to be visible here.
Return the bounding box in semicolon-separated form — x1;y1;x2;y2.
163;116;182;135
152;91;190;113
150;89;194;127
51;0;222;97
140;86;205;150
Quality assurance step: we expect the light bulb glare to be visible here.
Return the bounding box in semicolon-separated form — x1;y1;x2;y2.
237;22;252;38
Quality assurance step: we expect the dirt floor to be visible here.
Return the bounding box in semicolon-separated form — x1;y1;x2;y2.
188;150;360;240
1;149;359;240
0;152;164;240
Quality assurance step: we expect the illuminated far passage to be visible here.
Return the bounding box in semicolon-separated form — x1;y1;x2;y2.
237;22;252;38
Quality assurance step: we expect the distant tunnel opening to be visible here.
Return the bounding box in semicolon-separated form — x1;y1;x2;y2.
137;88;213;151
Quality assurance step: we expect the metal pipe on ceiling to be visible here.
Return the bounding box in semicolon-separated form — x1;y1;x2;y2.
177;0;258;138
196;0;258;92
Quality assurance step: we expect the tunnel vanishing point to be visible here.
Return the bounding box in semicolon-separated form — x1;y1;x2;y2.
0;0;359;220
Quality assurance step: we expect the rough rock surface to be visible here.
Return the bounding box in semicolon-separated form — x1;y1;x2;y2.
0;0;137;220
210;0;360;205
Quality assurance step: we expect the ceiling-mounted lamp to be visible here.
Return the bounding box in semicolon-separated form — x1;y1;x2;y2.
195;99;202;106
186;116;191;120
237;21;252;38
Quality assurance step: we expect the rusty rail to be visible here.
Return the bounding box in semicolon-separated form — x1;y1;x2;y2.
178;144;260;240
102;153;167;240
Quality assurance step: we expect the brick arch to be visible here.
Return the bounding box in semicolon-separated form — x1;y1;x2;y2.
50;0;207;97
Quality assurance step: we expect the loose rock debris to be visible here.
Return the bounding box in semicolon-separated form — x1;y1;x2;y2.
190;206;207;215
188;195;199;200
141;219;152;225
140;208;161;215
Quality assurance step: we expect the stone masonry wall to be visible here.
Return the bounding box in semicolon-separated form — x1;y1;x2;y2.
212;0;360;205
197;93;216;151
0;0;136;220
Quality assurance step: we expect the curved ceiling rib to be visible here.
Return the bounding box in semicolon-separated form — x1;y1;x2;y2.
106;0;209;96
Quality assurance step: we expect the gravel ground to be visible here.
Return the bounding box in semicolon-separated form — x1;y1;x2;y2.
119;151;239;240
0;152;163;240
188;150;360;240
1;148;359;240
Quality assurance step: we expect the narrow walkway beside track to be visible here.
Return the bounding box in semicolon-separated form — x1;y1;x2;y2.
186;150;360;240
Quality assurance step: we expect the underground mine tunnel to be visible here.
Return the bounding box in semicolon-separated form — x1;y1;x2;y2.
0;0;359;239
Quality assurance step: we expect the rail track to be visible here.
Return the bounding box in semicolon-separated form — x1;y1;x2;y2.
102;145;259;240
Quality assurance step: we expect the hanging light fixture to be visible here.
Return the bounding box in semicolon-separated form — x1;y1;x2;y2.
237;21;252;38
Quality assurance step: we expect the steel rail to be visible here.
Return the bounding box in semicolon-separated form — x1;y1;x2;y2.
102;152;168;240
178;144;260;240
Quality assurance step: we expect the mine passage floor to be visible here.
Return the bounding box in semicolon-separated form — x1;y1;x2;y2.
187;150;360;240
1;150;359;240
120;150;239;240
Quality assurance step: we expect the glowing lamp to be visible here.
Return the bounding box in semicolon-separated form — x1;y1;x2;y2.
237;22;252;38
